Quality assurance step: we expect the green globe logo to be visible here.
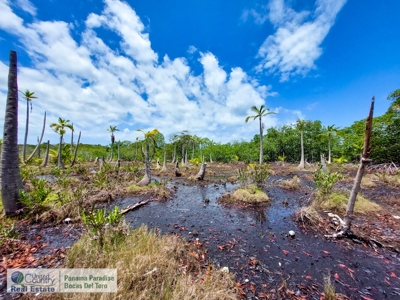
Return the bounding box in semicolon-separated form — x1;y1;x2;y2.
11;272;24;284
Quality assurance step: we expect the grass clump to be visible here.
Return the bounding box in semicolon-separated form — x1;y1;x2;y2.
219;184;269;205
127;181;171;200
323;273;336;300
316;192;381;214
62;225;238;300
281;175;301;190
296;206;322;227
361;175;377;189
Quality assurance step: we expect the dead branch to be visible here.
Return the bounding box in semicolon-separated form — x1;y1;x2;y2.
121;199;150;215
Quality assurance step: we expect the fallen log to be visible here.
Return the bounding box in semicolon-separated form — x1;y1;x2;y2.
121;199;150;215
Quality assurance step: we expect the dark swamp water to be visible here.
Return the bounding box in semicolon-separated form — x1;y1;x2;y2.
115;175;400;299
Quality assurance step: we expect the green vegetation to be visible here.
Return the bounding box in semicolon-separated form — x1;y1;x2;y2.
312;164;343;196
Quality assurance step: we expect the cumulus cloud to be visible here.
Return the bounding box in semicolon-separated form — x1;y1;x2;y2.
0;0;302;145
256;0;346;81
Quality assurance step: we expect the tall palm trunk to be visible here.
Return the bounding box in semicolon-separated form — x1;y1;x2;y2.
1;51;24;215
259;117;263;164
298;131;305;169
171;144;176;163
40;140;50;167
58;134;64;168
22;99;29;162
328;138;331;164
181;145;185;166
138;140;151;186
161;146;167;172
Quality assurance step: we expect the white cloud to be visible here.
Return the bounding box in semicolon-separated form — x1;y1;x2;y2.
14;0;37;16
0;0;299;145
256;0;346;81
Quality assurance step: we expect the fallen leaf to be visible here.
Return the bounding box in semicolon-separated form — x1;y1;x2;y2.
360;296;374;300
390;272;397;278
334;273;339;279
305;276;312;280
322;250;330;255
250;284;255;293
282;250;289;255
302;251;312;257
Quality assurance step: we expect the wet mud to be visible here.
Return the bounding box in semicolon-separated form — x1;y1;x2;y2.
117;175;400;299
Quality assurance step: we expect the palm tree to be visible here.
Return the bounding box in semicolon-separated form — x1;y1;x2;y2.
320;125;339;163
296;119;310;169
1;51;24;215
20;90;37;162
136;129;163;186
245;105;276;164
50;118;74;168
107;125;119;161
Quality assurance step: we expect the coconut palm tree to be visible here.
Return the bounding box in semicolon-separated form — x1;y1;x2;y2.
50;118;74;168
20;90;37;162
1;51;24;215
245;105;276;164
296;119;310;169
136;129;163;186
107;125;119;161
320;125;339;163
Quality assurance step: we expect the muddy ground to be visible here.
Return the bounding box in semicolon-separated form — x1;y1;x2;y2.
1;162;400;299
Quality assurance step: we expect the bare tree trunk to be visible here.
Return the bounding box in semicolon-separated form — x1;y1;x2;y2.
40;140;50;167
26;111;46;163
161;147;167;172
185;149;190;169
117;141;120;161
181;145;185;166
298;131;305;169
195;163;207;180
22;99;29;163
321;153;328;173
326;97;375;238
137;140;151;186
259;117;263;164
171;144;176;163
37;137;40;158
328;138;331;164
1;51;24;215
343;97;374;230
57;134;64;168
70;123;74;153
70;131;81;167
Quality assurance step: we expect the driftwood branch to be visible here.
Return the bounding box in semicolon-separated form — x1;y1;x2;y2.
121;199;150;214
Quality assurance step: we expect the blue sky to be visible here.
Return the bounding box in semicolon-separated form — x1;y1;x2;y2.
0;0;399;145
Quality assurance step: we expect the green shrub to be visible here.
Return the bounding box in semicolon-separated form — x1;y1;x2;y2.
81;206;123;247
312;164;343;195
19;179;52;214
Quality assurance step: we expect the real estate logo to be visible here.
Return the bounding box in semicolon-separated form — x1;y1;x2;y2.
7;269;117;293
